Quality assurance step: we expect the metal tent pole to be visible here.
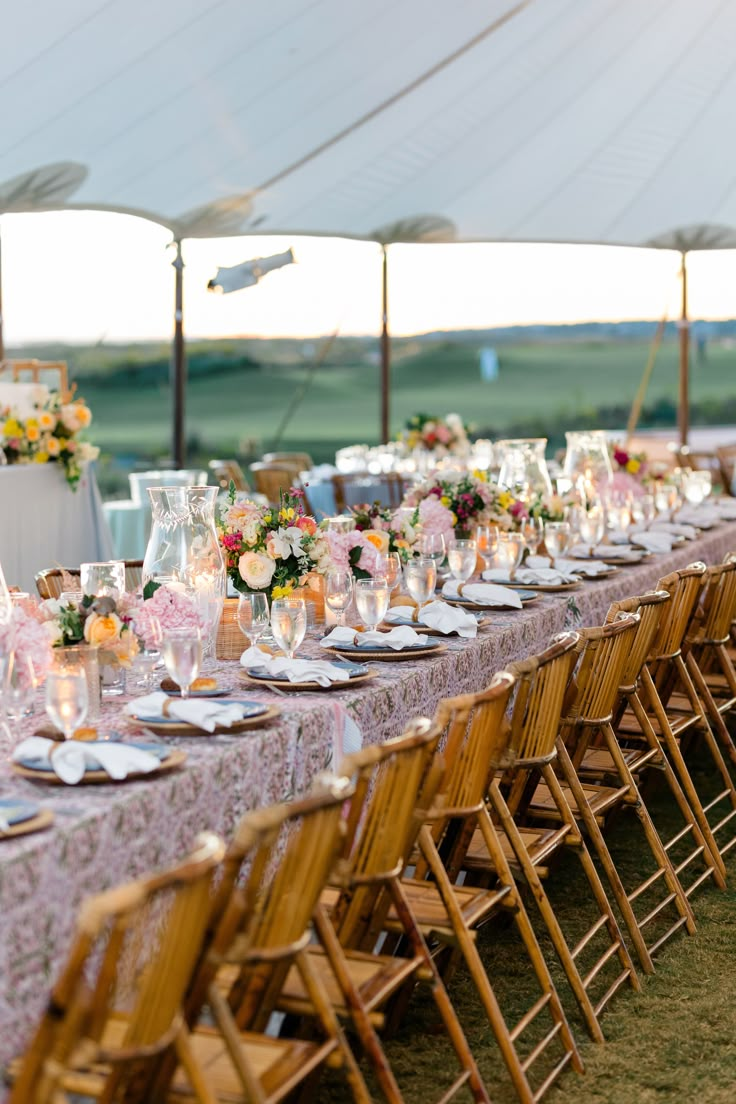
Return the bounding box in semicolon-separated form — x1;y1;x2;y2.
380;244;390;443
0;224;5;361
171;238;186;468
678;250;689;447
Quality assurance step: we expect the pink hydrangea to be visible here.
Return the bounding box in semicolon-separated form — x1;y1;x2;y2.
133;585;203;649
417;497;455;544
327;531;380;577
0;605;53;686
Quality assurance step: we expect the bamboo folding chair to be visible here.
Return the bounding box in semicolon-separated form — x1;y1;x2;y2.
274;721;492;1104
439;637;639;1045
332;472;404;513
261;451;314;470
35;562;143;599
249;463;314;512
579;590;725;898
683;559;736;760
8;833;225;1104
162;784;373;1104
526;615;695;975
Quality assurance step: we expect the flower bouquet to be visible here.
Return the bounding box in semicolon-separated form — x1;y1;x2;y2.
611;443;649;498
399;412;470;457
402;470;517;537
526;490;578;523
39;592;141;696
0;392;99;490
218;486;332;598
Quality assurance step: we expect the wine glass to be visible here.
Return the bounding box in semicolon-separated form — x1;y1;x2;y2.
416;532;446;567
497;533;525;580
521;517;545;555
80;561;125;601
475;525;499;571
271;598;307;659
354;579;391;633
0;653;38;720
161;627;202;700
578;506;605;555
543;522;571;567
447;539;477;584
375;552;402;593
45;670;88;741
404;558;437;607
237;593;270;647
325;570;354;626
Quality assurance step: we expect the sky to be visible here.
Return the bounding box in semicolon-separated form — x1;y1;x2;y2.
2;210;736;345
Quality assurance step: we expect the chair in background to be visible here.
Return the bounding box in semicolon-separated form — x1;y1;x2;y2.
262;451;313;471
716;444;736;495
0;358;72;399
676;446;722;489
208;458;250;493
250;462;313;511
332;472;404;513
8;833;225;1104
35;560;144;599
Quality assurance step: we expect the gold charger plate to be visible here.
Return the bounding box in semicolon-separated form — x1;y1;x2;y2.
572;566;620;580
510;580;582;593
11;750;188;786
239;671;376;692
127;708;281;735
444;594;539;612
323;644;447;661
0;809;54;838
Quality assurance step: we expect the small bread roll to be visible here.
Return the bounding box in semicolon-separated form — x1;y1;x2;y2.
191;677;217;692
390;595;417;608
72;727;98;742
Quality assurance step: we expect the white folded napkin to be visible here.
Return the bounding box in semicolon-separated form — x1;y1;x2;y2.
385;599;478;637
570;543;641;561
675;505;720;527
629;530;675;553
12;736;161;786
321;625;429;650
640;521;698;540
126;691;247;732
526;554;611;577
483;565;578;585
607;529;632;545
240;645;353;686
712;498;736;520
442;580;522;609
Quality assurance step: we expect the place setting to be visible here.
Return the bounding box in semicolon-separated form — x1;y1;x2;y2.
320;574;446;660
479;527;583;592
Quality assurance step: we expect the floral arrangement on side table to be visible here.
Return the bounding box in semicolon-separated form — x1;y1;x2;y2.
0;392;99;490
218;485;332;598
399;412;470;457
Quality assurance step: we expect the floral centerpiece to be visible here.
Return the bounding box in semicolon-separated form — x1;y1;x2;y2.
39;594;140;663
218;485;332;598
611;443;649;497
399;412;470;457
402;470;518;537
334;497;460;577
526;490;578;523
0;392;99;490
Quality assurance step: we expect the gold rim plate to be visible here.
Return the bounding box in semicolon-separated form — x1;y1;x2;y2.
11;750;188;785
127;709;280;735
323;644;446;661
239;671;376;692
0;809;54;838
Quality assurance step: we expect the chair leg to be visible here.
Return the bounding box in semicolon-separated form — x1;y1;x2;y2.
685;651;736;768
173;1026;221;1104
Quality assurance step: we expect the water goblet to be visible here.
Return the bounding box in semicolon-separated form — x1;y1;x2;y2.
497;532;525;580
45;670;88;741
447;539;478;584
475;525;499;571
683;471;705;507
374;552;402;593
353;579;391;633
237;592;270;647
543;522;571;567
416;532;446;567
325;570;354;627
403;558;437;608
161;627;202;700
0;653;38;721
521;516;545;555
270;598;307;659
578;505;605;555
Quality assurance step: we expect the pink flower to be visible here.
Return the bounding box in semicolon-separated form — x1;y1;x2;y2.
417;497;455;543
327;531;380;577
133;585;203;648
0;605;53;685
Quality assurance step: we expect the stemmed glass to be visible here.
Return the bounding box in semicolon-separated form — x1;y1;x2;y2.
0;653;38;720
403;558;437;609
416;532;446;568
354;579;391;634
520;517;544;556
161;627;202;700
375;552;402;593
475;525;499;572
325;570;354;626
45;670;89;741
578;506;605;556
237;593;270;648
497;533;525;580
447;539;477;585
271;598;307;659
543;522;571;567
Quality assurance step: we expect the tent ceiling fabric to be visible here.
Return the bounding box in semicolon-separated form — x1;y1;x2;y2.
4;0;736;245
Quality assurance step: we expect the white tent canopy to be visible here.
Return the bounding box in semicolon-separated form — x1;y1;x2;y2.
5;0;736;246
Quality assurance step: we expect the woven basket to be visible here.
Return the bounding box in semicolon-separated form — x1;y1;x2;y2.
216;598;244;661
292;572;326;625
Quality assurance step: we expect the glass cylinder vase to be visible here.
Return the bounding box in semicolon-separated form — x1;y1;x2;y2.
53;645;101;721
496;439;553;497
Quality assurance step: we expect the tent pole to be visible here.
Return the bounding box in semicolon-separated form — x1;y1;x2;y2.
171;237;186;469
0;223;5;362
380;244;390;443
678;250;689;447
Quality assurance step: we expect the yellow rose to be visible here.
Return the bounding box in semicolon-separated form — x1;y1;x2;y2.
34;451;49;463
626;459;640;475
3;418;21;437
38;412;55;430
84;612;123;647
25;418;38;430
440;495;452;508
46;436;61;457
363;529;390;554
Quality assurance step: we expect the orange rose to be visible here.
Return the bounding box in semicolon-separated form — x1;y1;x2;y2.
84;612;122;647
296;515;317;536
364;529;390;554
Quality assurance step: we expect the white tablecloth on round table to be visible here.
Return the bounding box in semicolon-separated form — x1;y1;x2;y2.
103;499;149;559
0;463;114;592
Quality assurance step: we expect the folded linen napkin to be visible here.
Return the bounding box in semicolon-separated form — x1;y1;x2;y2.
320;625;429;650
240;645;353;686
637;521;698;540
126;691;247;733
526;555;611;577
570;543;641;561
675;506;720;527
385;599;478;638
12;736;161;786
629;530;675;553
712;498;736;520
483;566;578;585
442;580;522;609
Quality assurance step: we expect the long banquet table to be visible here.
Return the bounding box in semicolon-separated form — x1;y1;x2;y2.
1;522;736;1077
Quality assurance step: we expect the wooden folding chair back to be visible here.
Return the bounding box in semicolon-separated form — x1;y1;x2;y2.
565;614;640;726
504;633;580;761
650;563;707;659
35;567;81;599
9;833;225;1104
249;463;299;502
332;472;404;513
209;458;250;492
333;720;443;949
262;451;313;471
0;357;71;398
716;444;736;495
692;560;736;645
605;591;671;687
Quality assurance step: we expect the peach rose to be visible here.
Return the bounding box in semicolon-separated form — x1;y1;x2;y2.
296;515;317;536
238;551;276;589
364;529;390;554
84;612;123;647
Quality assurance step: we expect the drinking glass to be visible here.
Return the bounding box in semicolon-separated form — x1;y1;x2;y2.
416;532;446;566
475;525;499;571
45;670;88;741
447;539;477;584
271;598;307;659
578;506;605;554
128;646;161;693
683;471;709;507
0;653;38;720
403;558;437;607
237;592;270;646
325;571;354;626
80;561;125;600
543;522;571;566
354;579;391;633
161;627;202;699
497;533;525;579
374;552;402;593
521;517;545;555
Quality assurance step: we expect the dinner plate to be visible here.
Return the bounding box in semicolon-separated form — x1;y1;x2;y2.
484;577;582;592
444;590;540;611
160;679;231;697
0;799;54;839
323;642;446;661
128;703;277;735
240;662;376;692
12;743;188;785
381;612;487;634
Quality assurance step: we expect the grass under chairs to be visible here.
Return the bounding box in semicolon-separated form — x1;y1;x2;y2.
447;637;639;1044
525;615;695;975
7;832;226;1104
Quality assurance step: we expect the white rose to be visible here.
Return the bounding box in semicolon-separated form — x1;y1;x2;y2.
60;404;82;432
44;620;64;646
241;517;261;546
238;551;276;589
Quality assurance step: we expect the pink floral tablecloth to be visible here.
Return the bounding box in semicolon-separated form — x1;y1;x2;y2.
1;524;735;1076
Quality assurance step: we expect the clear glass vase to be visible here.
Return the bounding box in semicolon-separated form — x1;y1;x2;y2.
563;431;614;500
143;486;227;657
496;438;553;497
